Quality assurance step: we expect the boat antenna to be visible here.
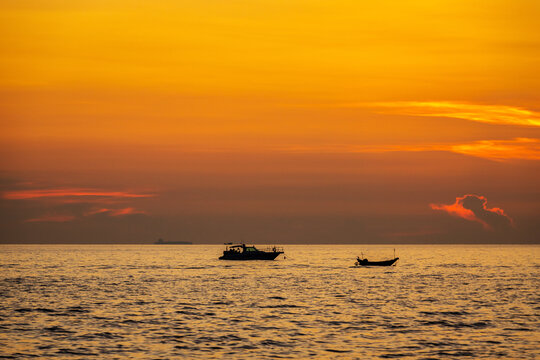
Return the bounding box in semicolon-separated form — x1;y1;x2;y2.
394;248;396;259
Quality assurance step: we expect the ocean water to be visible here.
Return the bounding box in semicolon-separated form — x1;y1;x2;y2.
0;244;538;359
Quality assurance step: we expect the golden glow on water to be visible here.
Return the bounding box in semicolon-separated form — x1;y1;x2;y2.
1;245;538;358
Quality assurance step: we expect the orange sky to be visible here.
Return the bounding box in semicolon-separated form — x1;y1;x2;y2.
1;0;539;243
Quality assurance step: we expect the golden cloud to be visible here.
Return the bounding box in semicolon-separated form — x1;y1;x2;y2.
430;194;514;231
363;101;540;127
2;189;153;200
277;138;540;161
450;138;540;161
2;187;153;223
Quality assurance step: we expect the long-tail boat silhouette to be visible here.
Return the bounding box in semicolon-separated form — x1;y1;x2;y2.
354;249;399;266
219;243;284;260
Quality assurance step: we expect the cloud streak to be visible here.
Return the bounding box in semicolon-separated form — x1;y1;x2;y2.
430;194;513;230
2;189;153;200
361;101;540;127
450;138;540;161
24;215;76;223
85;207;147;217
276;138;540;161
2;187;153;223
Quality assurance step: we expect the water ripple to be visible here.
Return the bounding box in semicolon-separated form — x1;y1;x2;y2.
0;244;538;359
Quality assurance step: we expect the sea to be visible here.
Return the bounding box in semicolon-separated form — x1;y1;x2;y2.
0;244;538;359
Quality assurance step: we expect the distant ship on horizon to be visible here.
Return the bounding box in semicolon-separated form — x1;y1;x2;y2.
154;238;192;245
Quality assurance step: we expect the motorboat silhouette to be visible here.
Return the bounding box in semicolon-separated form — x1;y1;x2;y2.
219;243;284;260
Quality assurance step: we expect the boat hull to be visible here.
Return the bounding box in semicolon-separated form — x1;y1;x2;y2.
219;251;283;260
355;258;399;266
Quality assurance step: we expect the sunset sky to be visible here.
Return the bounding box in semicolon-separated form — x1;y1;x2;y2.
1;0;539;243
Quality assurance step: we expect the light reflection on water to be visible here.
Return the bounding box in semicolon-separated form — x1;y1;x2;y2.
0;244;538;359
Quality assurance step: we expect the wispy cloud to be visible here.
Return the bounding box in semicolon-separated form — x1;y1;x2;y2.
450;138;540;161
85;207;147;217
2;187;153;223
430;194;513;230
24;215;76;223
2;189;153;200
276;144;438;154
358;101;540;127
276;138;540;161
